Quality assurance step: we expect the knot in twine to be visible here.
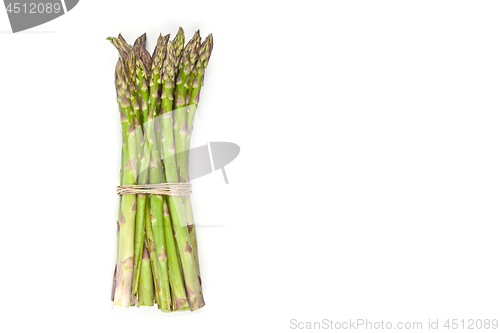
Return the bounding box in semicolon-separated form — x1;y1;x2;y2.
116;183;192;196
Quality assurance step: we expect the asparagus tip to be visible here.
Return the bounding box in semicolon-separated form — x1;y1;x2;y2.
133;32;147;47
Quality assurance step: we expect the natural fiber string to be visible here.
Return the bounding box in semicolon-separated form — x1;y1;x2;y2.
117;183;192;196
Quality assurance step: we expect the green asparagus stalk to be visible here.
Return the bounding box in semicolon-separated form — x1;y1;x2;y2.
174;31;200;184
115;45;147;306
121;47;142;178
135;44;152;178
163;200;189;310
131;45;152;302
109;34;132;296
172;31;202;288
146;33;172;311
183;34;214;279
172;31;205;310
130;35;163;306
149;132;171;311
158;41;189;310
168;194;204;309
108;34;142;186
138;242;155;306
131;201;146;304
112;127;126;301
113;58;138;307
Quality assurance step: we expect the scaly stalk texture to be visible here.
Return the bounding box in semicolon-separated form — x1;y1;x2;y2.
173;31;201;283
163;199;189;310
149;133;171;311
183;34;214;279
131;45;152;301
138;243;155;306
168;193;204;309
186;34;214;142
132;48;145;128
132;197;146;303
172;27;185;75
151;34;163;66
112;122;126;301
113;57;138;307
131;34;148;125
159;42;189;310
107;35;132;61
171;31;205;310
174;31;200;182
134;33;147;48
135;44;153;180
121;50;140;177
125;51;142;129
136;44;153;123
146;33;172;311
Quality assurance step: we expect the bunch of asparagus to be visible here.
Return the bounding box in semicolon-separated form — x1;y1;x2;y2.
108;28;213;312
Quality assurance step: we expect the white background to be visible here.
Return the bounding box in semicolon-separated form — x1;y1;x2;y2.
1;1;499;332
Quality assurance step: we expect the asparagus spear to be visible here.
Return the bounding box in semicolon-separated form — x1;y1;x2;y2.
134;44;152;182
113;58;138;307
183;34;214;279
168;193;205;310
174;31;201;184
146;34;172;311
172;31;202;286
112;116;126;301
113;56;129;291
109;37;150;304
163;200;189;310
158;41;189;310
131;45;152;301
166;32;205;310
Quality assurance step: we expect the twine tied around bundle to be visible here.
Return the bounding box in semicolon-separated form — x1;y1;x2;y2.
116;183;192;196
